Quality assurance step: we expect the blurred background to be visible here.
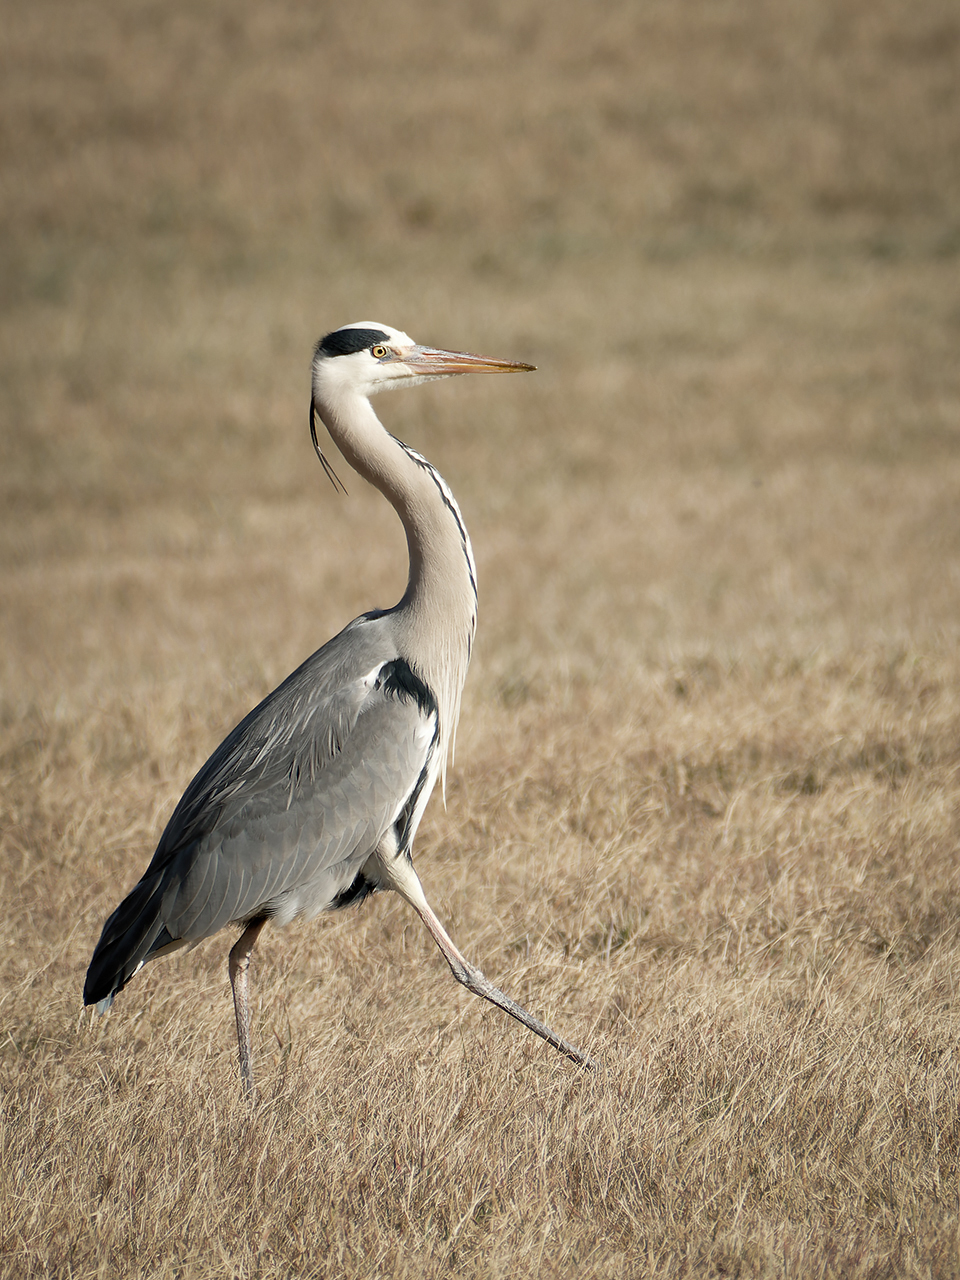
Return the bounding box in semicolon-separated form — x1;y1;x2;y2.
3;0;960;873
3;5;960;1271
3;0;960;912
3;0;959;698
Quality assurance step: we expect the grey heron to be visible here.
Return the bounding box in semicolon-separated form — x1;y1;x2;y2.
84;322;595;1094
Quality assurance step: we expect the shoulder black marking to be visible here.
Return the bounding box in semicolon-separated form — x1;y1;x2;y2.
376;659;437;720
316;328;391;358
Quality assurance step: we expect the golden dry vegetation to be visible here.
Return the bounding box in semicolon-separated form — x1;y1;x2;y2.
3;0;960;1276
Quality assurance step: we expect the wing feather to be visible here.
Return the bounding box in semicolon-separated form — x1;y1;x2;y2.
84;617;440;1006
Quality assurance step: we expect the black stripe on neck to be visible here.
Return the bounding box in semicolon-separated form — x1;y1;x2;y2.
395;440;478;609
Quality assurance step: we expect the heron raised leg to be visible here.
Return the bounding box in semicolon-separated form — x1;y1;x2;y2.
384;856;597;1069
229;917;267;1096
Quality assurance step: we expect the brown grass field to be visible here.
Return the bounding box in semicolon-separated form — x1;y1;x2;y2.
3;0;960;1275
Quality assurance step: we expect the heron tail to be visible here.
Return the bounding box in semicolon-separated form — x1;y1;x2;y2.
83;872;179;1009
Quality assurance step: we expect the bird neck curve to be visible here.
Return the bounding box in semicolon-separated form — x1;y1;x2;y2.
315;389;478;782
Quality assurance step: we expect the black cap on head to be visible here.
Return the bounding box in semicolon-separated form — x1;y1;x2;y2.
315;327;391;359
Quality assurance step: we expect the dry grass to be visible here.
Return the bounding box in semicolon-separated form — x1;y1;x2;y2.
3;0;960;1276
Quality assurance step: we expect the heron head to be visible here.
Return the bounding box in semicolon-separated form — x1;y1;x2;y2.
312;321;535;402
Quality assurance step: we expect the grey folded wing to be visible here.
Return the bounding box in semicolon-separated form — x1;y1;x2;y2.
84;621;438;1005
157;672;436;938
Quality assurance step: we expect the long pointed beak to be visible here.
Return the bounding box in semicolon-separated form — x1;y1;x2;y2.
404;346;536;376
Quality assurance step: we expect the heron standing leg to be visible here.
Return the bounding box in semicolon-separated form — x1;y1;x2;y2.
229;918;267;1096
383;857;596;1069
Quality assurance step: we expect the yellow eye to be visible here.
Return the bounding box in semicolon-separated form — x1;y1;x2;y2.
371;345;388;359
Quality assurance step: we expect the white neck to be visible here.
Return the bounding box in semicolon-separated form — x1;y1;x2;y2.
314;388;478;783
